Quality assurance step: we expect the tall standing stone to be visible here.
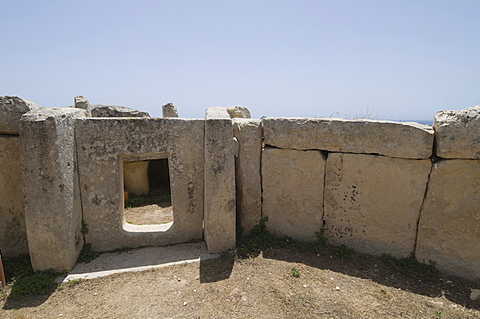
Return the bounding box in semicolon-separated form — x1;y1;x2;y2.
162;103;179;118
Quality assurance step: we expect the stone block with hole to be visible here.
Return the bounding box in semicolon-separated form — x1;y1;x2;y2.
415;159;480;281
76;118;204;252
324;153;431;258
262;148;325;241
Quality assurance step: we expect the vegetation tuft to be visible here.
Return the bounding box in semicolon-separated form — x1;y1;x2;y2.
235;217;349;260
3;256;64;299
381;253;441;281
77;243;99;264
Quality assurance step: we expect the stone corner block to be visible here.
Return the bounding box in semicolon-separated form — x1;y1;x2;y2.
434;105;480;159
0;96;38;134
415;159;480;281
262;117;434;159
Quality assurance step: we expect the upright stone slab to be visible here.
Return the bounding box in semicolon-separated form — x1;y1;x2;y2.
0;136;28;257
74;95;93;117
263;118;434;159
233;118;262;235
434;105;480;159
123;161;150;195
20;107;87;271
204;107;235;253
162;103;179;118
416;160;480;281
324;153;431;258
0;96;38;134
262;148;325;241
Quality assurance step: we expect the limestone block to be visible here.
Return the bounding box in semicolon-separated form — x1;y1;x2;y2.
227;106;251;119
263;118;434;159
204;107;236;253
123;161;150;195
75;118;204;252
0;96;38;134
91;105;150;117
0;136;28;257
434;105;480;159
324;153;431;258
74;95;93;117
20;107;87;271
233;118;262;235
416;160;480;281
162;103;179;118
262;148;325;241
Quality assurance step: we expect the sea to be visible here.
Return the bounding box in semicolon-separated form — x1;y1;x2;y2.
391;119;433;126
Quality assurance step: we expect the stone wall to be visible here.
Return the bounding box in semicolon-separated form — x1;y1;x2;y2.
0;96;478;281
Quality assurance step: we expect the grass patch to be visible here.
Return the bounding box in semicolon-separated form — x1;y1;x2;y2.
3;256;64;299
381;253;441;281
77;243;99;264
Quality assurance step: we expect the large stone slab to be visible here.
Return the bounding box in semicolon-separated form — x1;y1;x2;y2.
233;118;262;235
76;118;204;252
262;148;325;241
324;153;431;258
0;96;38;134
204;107;236;252
434;105;480;159
91;105;150;117
416;159;480;281
123;161;150;195
262;118;434;159
20;107;87;271
0;136;28;257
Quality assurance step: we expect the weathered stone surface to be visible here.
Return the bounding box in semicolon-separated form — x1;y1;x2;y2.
262;148;325;241
324;153;431;258
91;105;150;117
227;106;251;119
74;95;93;117
20;107;87;271
416;159;480;281
204;107;236;253
0;96;38;134
0;136;28;257
434;105;480;159
262;118;434;159
233;118;262;235
76;118;204;252
123;161;150;195
162;103;178;118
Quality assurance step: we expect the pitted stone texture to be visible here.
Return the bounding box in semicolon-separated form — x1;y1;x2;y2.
233;119;262;235
324;153;431;258
0;136;28;257
123;161;150;195
162;103;178;118
20;107;86;271
204;107;236;253
74;95;93;116
434;105;480;159
91;105;150;117
227;106;251;119
416;160;480;281
263;118;434;159
76;118;204;252
262;148;325;242
0;96;38;134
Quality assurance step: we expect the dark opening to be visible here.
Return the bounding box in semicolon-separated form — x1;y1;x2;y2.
124;158;173;226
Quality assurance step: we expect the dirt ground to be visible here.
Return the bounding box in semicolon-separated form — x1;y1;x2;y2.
124;204;173;225
1;246;479;319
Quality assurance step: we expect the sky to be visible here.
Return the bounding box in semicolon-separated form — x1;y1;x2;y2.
1;0;479;121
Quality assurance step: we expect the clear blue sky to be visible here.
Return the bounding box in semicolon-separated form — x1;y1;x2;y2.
1;0;479;120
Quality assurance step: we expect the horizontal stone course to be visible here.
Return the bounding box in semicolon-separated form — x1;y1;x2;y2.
262;117;434;159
